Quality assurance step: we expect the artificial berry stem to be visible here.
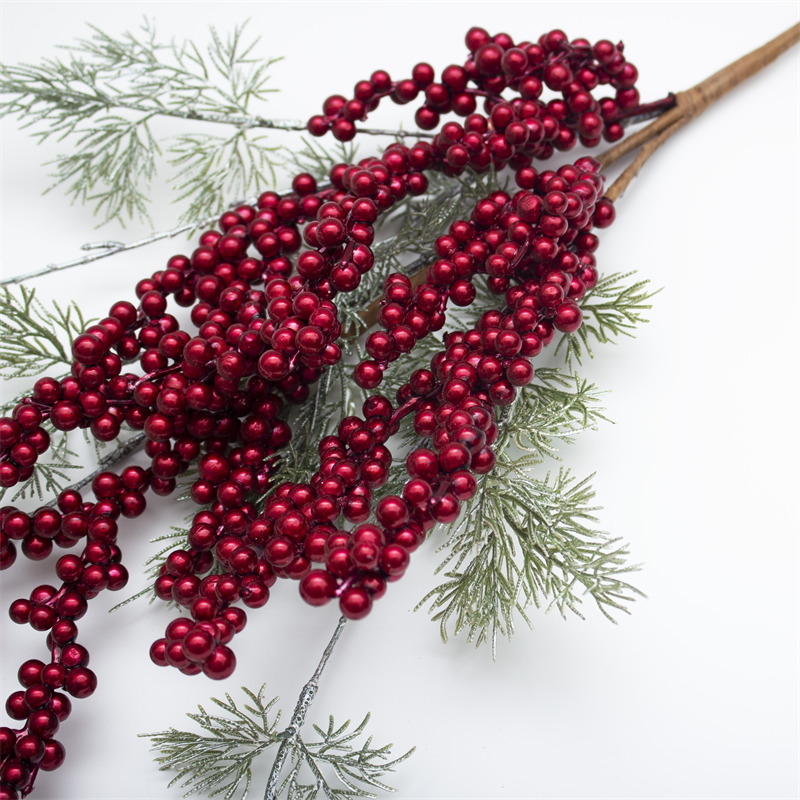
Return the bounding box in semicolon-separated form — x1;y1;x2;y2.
388;395;425;428
600;21;800;190
2;23;795;800
614;93;677;123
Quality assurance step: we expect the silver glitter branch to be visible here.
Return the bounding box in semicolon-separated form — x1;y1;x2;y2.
145;613;413;798
0;213;227;287
78;98;434;140
45;432;147;507
263;616;348;800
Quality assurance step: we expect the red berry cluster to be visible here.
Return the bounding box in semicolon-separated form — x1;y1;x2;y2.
309;25;640;158
146;152;614;682
1;27;625;800
295;156;612;614
355;157;612;391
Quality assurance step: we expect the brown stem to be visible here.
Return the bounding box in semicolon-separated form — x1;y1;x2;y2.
604;120;682;202
615;94;677;123
601;22;800;197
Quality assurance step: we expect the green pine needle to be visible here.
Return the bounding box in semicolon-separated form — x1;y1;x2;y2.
145;687;281;800
282;713;413;799
143;687;412;800
0;19;283;224
0;284;94;378
420;463;642;657
555;271;658;366
497;368;609;459
168;129;280;223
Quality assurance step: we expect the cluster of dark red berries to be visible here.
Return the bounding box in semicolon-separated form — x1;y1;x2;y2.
354;158;608;392
309;26;640;156
0;27;627;800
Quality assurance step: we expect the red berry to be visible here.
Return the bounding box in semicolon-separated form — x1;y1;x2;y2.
299;570;338;606
202;645;236;680
339;587;372;620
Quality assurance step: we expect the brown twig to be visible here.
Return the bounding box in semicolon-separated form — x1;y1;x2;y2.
604;120;682;203
601;22;800;199
356;267;430;334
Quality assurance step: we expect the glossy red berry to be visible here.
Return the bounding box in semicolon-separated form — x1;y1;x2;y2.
202;645;236;680
299;570;338;606
339;587;372;620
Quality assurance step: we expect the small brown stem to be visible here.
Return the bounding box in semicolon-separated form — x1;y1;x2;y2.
615;93;678;123
346;259;431;338
600;100;684;172
601;22;800;195
604;120;682;202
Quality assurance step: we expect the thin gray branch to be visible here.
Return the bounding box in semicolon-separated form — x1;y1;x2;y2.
0;210;233;287
89;97;435;139
264;616;348;800
45;432;147;506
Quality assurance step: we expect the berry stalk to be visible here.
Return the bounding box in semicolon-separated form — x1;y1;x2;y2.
600;21;800;198
262;616;348;800
1;20;797;800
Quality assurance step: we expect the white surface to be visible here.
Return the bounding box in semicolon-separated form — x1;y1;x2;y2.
1;2;798;799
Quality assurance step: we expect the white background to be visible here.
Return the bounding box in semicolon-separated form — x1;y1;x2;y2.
1;2;798;799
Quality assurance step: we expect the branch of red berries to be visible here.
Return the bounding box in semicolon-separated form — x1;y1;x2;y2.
0;22;797;799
